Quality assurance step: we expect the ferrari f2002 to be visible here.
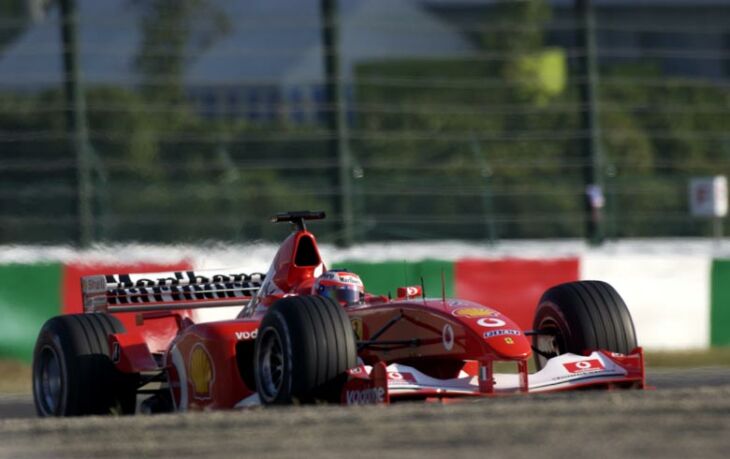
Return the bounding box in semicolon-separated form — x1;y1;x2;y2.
32;211;644;415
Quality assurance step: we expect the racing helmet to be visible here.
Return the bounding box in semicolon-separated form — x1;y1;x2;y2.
312;270;364;306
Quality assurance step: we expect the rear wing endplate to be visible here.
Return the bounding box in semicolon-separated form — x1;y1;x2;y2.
82;269;265;314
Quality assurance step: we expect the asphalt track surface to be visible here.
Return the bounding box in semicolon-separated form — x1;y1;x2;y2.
1;368;728;459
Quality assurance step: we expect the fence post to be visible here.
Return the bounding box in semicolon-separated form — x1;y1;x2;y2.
576;0;604;245
321;0;354;246
60;0;93;246
470;135;497;244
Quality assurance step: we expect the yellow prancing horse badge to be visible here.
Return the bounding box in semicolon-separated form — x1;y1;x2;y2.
351;317;363;340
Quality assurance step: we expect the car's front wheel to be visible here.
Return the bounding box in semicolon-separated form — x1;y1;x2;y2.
254;295;356;404
532;280;638;370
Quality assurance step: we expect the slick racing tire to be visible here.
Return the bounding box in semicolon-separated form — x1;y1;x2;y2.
532;280;637;370
254;295;357;405
32;313;139;416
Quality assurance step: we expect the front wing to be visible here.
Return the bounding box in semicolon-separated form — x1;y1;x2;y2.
341;348;646;405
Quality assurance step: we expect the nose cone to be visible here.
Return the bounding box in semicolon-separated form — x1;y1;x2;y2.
448;303;533;360
484;331;532;360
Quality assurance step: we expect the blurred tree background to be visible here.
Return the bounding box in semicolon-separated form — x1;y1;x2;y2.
0;0;728;244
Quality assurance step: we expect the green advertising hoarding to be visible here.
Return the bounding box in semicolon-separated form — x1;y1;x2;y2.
711;259;730;346
332;260;454;299
0;264;62;362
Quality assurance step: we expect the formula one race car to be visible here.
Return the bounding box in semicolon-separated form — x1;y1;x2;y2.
32;211;645;416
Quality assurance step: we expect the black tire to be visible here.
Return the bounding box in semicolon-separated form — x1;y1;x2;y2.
32;313;139;416
253;295;357;405
532;280;637;370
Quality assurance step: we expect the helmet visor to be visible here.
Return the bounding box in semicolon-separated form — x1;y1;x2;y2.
320;285;362;306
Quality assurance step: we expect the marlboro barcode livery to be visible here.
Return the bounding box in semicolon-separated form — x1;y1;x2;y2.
82;270;265;312
32;211;645;416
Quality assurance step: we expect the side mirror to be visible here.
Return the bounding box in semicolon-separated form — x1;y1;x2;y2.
396;286;422;300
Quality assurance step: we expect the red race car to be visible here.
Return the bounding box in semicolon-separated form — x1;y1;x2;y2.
32;211;645;415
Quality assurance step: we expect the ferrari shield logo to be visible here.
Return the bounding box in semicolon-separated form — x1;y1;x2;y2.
351;317;363;340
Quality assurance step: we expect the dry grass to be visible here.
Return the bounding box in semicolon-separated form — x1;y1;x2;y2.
645;347;730;368
0;360;31;394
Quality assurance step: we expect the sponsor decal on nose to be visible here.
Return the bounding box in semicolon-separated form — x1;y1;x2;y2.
452;307;496;318
483;329;521;338
477;317;506;327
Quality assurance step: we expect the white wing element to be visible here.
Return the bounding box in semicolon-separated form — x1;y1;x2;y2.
82;268;265;313
356;351;644;398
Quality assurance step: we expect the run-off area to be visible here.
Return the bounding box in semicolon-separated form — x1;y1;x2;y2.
0;368;729;459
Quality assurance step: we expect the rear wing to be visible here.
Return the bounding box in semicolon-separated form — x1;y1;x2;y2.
82;269;265;313
271;210;325;231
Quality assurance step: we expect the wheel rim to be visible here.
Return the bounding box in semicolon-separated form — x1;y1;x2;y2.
257;328;285;402
36;345;62;414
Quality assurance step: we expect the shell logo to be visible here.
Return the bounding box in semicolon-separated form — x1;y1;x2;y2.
452;307;496;318
189;344;215;399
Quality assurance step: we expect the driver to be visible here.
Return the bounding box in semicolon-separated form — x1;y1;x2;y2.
312;269;365;306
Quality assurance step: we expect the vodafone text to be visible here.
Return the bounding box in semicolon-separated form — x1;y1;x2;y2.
345;387;385;405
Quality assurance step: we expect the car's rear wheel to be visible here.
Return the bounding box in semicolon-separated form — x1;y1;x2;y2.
254;295;356;404
32;314;139;416
532;280;637;370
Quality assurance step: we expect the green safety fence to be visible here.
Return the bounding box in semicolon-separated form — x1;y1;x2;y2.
0;263;62;362
711;259;730;346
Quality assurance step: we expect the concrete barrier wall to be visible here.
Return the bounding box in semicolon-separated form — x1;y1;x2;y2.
582;255;711;350
1;245;728;361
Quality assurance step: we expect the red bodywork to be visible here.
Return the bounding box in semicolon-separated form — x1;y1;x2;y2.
91;225;643;410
